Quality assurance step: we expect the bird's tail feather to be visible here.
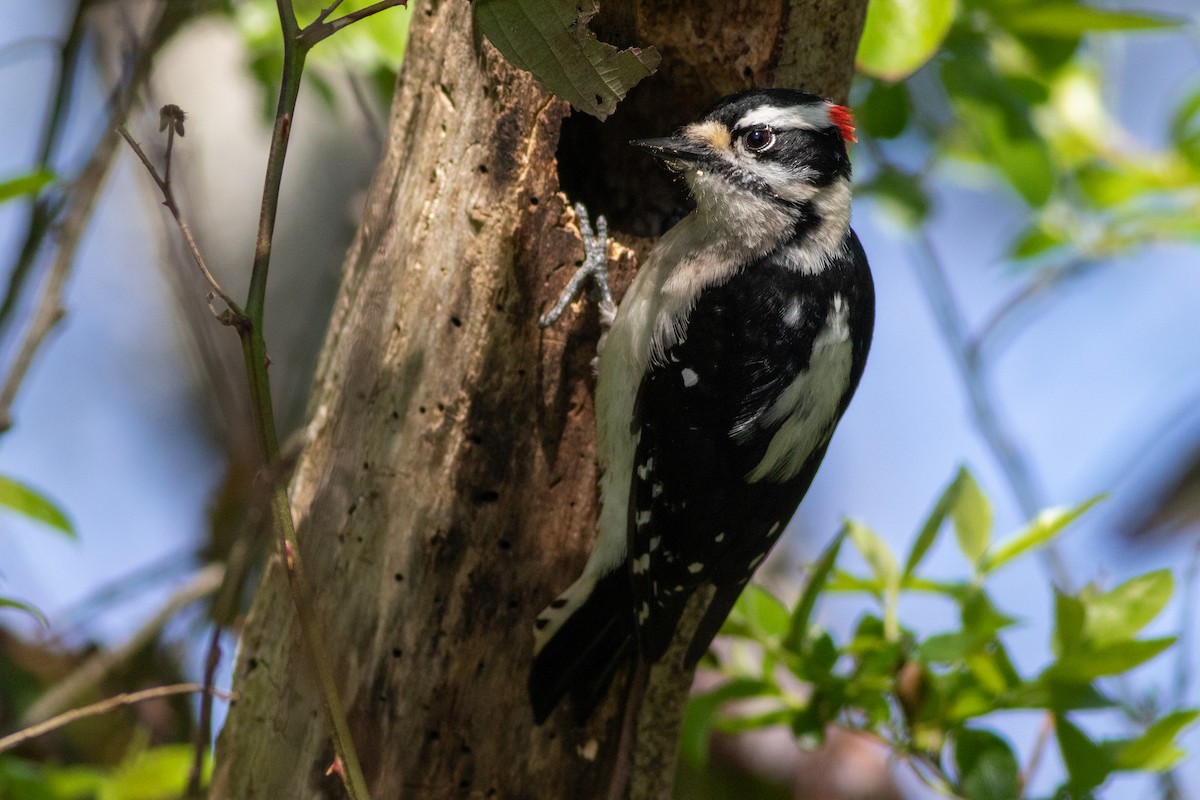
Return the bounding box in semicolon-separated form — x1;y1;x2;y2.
529;568;634;723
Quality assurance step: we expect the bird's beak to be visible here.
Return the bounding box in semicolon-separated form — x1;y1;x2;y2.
631;136;713;169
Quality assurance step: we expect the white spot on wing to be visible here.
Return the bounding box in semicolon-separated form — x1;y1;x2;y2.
636;510;652;527
632;553;651;574
715;532;725;542
649;536;661;552
681;367;699;387
637;458;655;480
688;562;704;574
652;482;664;498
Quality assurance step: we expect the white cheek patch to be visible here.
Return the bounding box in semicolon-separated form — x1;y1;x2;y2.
734;104;833;134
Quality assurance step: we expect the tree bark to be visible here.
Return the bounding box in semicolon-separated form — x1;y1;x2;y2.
211;1;866;798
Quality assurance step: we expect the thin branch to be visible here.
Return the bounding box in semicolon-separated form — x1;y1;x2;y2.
0;683;231;755
907;228;1074;587
187;625;225;797
22;564;224;725
116;123;243;321
297;0;408;48
965;257;1098;366
1019;712;1054;796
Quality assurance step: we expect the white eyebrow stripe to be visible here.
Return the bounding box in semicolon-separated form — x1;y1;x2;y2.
734;104;831;132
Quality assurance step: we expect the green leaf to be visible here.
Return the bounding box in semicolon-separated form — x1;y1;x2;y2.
1005;680;1112;712
102;744;199;800
681;678;774;766
979;495;1102;573
847;520;898;591
0;476;74;537
857;0;955;81
473;0;659;120
1053;589;1086;657
857;80;911;139
954;727;1020;800
0;597;49;628
951;470;991;566
0;170;55;204
785;527;846;653
1082;570;1173;647
998;5;1182;38
1109;709;1200;772
1010;223;1069;260
904;468;967;579
1043;637;1176;682
731;584;791;639
861;167;931;230
1056;715;1112;791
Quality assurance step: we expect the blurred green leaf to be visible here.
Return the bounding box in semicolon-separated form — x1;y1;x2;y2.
857;80;911;139
998;5;1182;38
857;0;955;81
785;527;846;653
1053;589;1086;657
103;744;199;800
904;468;966;578
730;584;791;639
1171;86;1200;168
0;476;74;537
0;170;55;204
1056;715;1112;791
955;727;1020;800
979;495;1101;573
474;0;659;120
1081;569;1172;647
1010;222;1069;260
860;166;931;229
1108;709;1199;772
951;470;991;566
1006;680;1112;712
847;521;898;591
681;678;775;766
0;596;48;627
1043;637;1175;682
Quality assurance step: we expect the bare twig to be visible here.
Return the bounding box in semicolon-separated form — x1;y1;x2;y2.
22;564;224;725
297;0;408;48
187;625;225;797
907;228;1073;589
965;257;1097;366
116;122;242;320
1019;712;1054;796
0;682;231;755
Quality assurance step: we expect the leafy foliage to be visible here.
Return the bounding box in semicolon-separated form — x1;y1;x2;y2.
685;469;1197;798
854;0;1197;276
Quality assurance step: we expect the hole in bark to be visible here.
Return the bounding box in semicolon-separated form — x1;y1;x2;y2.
498;538;511;550
246;657;258;672
450;316;462;327
428;730;441;741
557;79;716;237
507;599;519;609
478;164;488;174
392;647;403;658
394;572;404;582
529;195;539;206
467;433;483;445
418;405;426;414
348;503;357;515
474;489;500;504
459;779;471;790
390;410;400;420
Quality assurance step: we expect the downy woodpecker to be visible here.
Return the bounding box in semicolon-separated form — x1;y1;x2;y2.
531;88;874;723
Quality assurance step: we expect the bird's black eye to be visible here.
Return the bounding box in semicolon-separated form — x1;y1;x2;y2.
743;126;774;152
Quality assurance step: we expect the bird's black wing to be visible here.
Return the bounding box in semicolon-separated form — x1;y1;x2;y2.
628;246;868;662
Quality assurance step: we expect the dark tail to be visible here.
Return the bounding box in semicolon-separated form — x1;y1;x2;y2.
529;568;636;723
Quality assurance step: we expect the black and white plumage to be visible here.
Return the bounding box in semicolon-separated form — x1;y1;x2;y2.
530;89;875;723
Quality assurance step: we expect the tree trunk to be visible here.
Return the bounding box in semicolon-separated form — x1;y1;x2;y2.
210;2;866;798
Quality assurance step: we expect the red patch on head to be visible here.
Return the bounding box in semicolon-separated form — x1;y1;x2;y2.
829;105;857;143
